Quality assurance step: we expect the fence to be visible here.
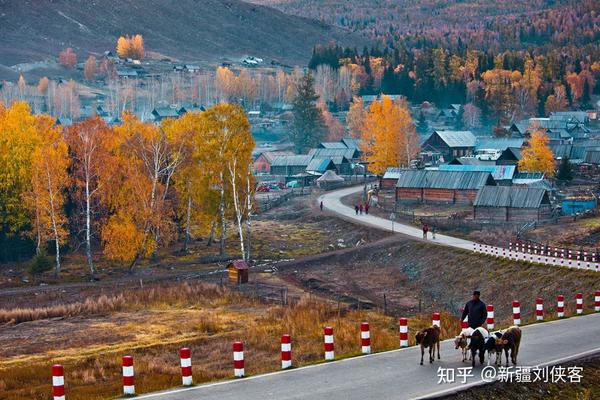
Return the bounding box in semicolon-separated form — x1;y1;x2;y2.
510;240;600;262
473;242;600;272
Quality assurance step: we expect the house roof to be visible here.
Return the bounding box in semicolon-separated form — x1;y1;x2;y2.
152;107;180;118
382;167;404;180
448;157;495;166
341;137;361;149
475;138;524;151
513;172;545;185
430;130;476;148
228;260;249;270
396;170;494;190
271;155;313;167
584;148;600;164
498;147;522;161
257;151;294;163
474;186;549;208
306;157;335;173
438;164;516;181
319;142;348;149
309;148;358;160
316;170;345;182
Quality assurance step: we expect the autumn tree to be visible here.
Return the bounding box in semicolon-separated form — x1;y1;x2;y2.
201;104;254;257
116;34;145;60
321;105;345;141
361;96;419;175
84;56;97;81
347;96;365;138
37;77;49;96
66;117;115;278
26;115;70;275
290;72;325;153
544;84;568;115
481;68;516;124
518;128;555;177
462;103;482;129
58;48;77;69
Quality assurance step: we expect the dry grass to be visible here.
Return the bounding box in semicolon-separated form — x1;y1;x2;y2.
0;281;457;400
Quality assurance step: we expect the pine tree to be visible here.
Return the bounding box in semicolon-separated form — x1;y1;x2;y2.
557;157;573;182
290;73;325;154
417;111;429;133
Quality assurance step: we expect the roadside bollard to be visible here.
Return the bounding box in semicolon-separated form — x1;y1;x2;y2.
576;293;583;315
52;364;65;400
179;348;193;386
281;334;292;369
432;312;440;327
512;300;521;325
122;356;135;396
399;318;408;347
324;327;334;360
486;304;495;330
595;290;600;312
536;298;544;321
557;295;565;318
360;322;371;354
233;342;244;377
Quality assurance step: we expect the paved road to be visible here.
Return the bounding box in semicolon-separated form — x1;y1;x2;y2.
138;314;600;400
319;185;474;251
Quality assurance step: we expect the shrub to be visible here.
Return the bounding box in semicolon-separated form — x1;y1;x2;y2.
27;251;53;277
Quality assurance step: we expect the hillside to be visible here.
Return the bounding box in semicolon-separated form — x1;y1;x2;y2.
0;0;367;66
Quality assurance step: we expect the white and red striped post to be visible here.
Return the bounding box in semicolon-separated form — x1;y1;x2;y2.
432;312;440;327
52;364;65;400
459;308;468;330
233;342;244;377
557;295;565;318
399;318;408;347
512;300;521;325
122;356;135;396
324;327;334;360
179;347;192;386
535;298;544;321
486;304;495;330
360;322;371;354
576;293;583;315
595;291;600;312
281;334;292;369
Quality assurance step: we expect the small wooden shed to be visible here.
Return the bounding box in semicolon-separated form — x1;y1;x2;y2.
227;260;249;284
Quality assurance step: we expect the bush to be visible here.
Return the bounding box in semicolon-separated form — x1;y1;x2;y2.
27;251;53;277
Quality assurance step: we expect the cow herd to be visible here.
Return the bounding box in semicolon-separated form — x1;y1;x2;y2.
416;325;522;367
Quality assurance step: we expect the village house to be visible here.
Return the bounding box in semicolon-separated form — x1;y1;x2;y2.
437;164;516;186
421;130;477;163
395;170;495;204
151;107;182;122
305;157;337;175
381;167;404;190
473;186;552;222
308;148;355;173
253;151;294;174
270;155;313;176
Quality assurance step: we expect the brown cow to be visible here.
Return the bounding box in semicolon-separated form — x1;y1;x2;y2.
416;325;441;365
495;326;522;366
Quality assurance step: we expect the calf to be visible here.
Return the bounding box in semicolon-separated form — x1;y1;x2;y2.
454;328;473;362
496;326;522;366
416;325;441;365
468;328;488;367
484;332;505;366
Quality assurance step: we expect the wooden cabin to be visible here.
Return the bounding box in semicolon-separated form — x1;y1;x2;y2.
227;260;249;284
473;186;552;222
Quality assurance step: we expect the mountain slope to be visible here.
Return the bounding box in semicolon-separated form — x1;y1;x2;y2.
0;0;367;66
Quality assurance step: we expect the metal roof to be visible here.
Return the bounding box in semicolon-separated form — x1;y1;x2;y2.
474;186;549;208
584;148;600;164
475;138;524;151
396;170;494;190
306;157;335;173
316;170;344;182
438;164;515;181
431;130;476;148
270;155;313;167
319;142;348;149
309;148;359;160
449;157;496;166
382;167;405;180
341;137;361;149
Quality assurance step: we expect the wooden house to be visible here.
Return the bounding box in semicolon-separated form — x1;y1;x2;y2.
421;130;476;163
473;186;552;222
380;167;404;190
270;155;313;176
395;170;495;204
227;260;249;284
253;151;293;174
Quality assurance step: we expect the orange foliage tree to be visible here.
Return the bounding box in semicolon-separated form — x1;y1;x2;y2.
518;128;555;177
116;34;145;60
360;96;419;175
58;48;77;69
84;56;97;81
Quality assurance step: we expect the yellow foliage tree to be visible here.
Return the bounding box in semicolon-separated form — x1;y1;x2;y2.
347;96;365;138
116;34;144;60
360;96;419;175
518;128;555;177
25;115;70;275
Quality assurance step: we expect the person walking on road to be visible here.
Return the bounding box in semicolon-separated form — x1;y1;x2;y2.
365;203;369;215
320;201;323;212
422;223;428;239
461;290;487;329
359;204;363;215
355;204;359;215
